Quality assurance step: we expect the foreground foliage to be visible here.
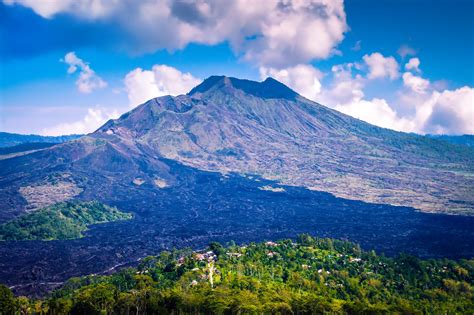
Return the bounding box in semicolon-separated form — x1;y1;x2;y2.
0;201;132;241
1;234;473;314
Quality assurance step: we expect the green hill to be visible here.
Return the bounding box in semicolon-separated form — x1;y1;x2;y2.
0;201;132;241
2;235;472;314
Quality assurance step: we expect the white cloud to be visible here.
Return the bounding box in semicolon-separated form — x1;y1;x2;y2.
322;64;473;134
124;68;160;107
405;57;420;72
124;64;201;106
402;72;430;94
41;107;120;136
416;87;474;135
263;57;473;135
62;52;107;93
363;53;399;80
320;63;364;105
3;0;115;19
334;98;413;131
259;62;410;131
6;0;348;68
242;0;348;67
259;64;323;100
317;64;412;131
397;45;416;58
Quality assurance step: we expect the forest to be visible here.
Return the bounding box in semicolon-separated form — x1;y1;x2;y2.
0;234;472;314
0;201;132;241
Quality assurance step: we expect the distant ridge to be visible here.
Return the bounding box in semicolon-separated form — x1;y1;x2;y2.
0;132;82;148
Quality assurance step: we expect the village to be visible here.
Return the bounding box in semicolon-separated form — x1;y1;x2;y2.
167;240;371;290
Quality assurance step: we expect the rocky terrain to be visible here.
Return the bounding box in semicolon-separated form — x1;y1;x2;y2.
100;76;474;214
0;76;473;295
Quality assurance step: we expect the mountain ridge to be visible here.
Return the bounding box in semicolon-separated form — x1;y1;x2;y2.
0;132;82;148
2;76;472;216
93;75;474;214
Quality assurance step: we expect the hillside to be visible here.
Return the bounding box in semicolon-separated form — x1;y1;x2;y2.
0;132;82;148
428;134;474;147
1;236;472;314
0;201;132;241
0;142;57;155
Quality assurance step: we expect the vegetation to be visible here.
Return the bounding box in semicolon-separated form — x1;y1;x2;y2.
1;234;472;314
0;201;132;241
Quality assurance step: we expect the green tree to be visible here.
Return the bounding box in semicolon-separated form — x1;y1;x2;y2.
0;284;17;315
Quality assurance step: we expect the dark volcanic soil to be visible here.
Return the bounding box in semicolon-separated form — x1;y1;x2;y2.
1;160;473;297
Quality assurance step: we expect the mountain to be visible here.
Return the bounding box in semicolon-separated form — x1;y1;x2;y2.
1;76;474;295
3;76;472;215
0;132;82;148
95;75;473;214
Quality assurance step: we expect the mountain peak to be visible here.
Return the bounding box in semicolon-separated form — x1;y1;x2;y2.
188;75;298;100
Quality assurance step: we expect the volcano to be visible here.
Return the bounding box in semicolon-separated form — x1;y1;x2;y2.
1;76;473;295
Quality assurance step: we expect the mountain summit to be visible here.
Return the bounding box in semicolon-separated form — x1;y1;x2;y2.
189;75;298;100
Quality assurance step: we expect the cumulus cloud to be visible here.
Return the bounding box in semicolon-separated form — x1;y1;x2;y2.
124;64;201;106
259;64;323;100
41;107;120;136
416;87;474;135
260;62;409;131
363;53;399;80
264;57;473;135
6;0;348;68
334;98;413;131
316;64;412;131
62;52;107;93
241;0;347;67
402;72;430;94
405;57;420;72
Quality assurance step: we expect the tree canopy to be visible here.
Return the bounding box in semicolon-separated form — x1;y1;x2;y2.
1;234;473;314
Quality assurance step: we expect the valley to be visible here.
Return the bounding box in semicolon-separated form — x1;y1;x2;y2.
0;160;473;296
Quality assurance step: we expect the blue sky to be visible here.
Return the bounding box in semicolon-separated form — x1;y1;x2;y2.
0;0;473;135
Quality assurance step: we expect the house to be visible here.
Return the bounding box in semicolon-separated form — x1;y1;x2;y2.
193;250;217;262
194;253;205;261
226;252;242;258
177;256;185;266
265;241;278;247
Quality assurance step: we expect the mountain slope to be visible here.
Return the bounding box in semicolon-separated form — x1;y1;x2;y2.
96;76;474;214
428;134;474;147
1;76;473;218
